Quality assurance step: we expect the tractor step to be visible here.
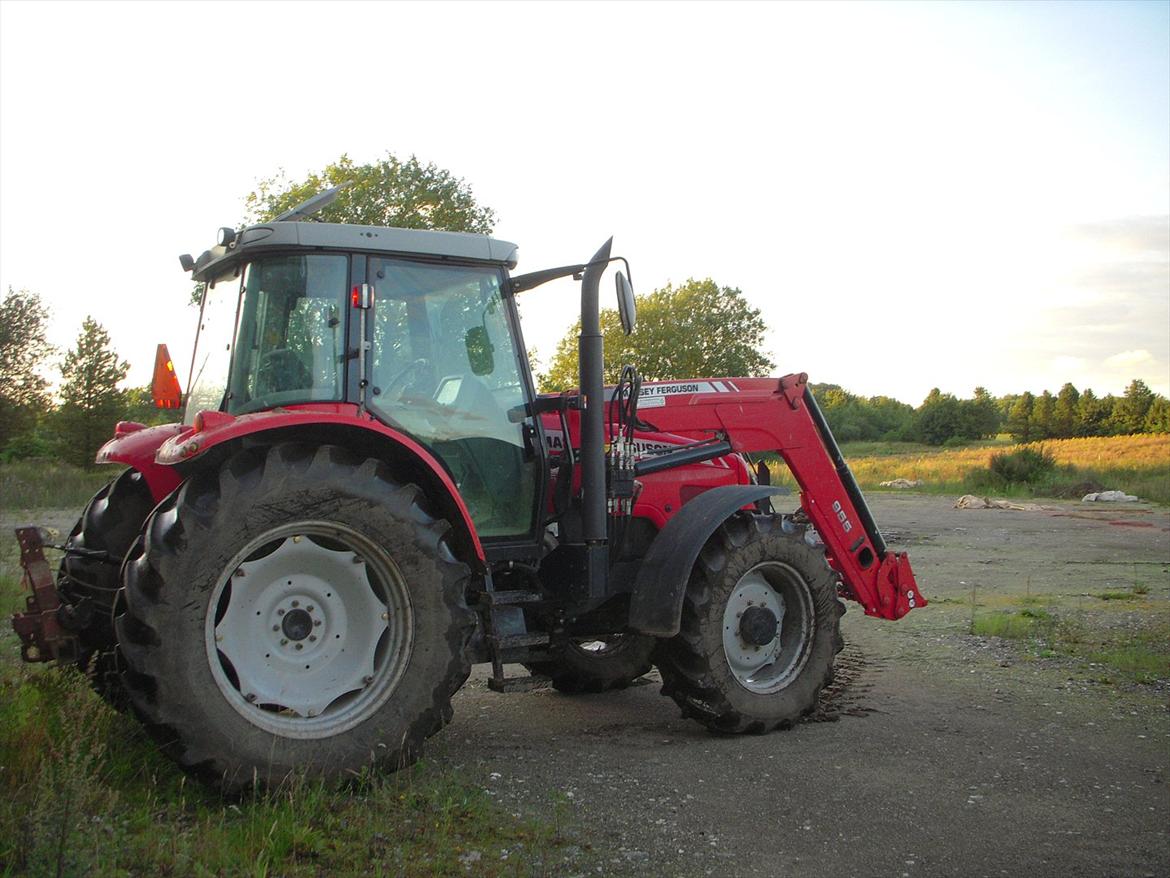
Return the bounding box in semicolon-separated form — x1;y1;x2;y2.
488;674;552;693
480;590;545;606
491;632;550;650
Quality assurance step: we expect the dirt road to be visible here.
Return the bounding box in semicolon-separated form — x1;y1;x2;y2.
437;495;1169;877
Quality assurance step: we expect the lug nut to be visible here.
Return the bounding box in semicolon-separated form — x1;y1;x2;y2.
291;600;300;608
363;675;374;685
277;608;285;616
309;635;317;642
306;605;314;613
280;638;288;645
295;643;303;651
352;555;363;564
245;693;256;703
314;620;322;627
272;625;279;632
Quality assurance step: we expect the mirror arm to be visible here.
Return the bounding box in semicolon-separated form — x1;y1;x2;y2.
509;256;632;295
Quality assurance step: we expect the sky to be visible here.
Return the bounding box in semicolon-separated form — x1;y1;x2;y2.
1;0;1167;404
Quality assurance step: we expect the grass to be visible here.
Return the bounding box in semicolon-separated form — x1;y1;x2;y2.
970;593;1170;686
768;434;1170;504
0;461;115;511
0;665;577;877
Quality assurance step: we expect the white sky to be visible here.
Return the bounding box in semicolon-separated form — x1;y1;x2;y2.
2;0;1167;403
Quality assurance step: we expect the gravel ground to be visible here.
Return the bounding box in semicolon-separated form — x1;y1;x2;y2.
434;494;1169;877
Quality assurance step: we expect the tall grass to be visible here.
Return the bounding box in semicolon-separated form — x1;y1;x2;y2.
770;434;1170;504
0;666;573;877
0;461;115;511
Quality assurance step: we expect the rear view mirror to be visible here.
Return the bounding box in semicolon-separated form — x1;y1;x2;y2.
152;343;183;409
465;326;495;376
616;272;636;335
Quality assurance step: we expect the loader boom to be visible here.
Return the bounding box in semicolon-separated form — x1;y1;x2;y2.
623;372;923;620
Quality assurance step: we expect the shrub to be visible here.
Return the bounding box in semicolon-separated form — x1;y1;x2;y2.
986;446;1056;485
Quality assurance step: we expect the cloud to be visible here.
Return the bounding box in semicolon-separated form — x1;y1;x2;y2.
993;215;1170;397
1104;349;1156;370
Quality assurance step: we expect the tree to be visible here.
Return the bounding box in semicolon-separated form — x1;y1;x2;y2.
1076;388;1110;437
539;278;774;391
244;152;496;232
54;317;129;467
1052;382;1080;439
0;287;53;450
913;388;964;445
1005;392;1034;442
1110;379;1156;434
1144;396;1170;434
958;386;1001;440
1030;390;1055;439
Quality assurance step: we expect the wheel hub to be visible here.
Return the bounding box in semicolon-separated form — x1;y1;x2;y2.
739;605;779;646
280;607;314;641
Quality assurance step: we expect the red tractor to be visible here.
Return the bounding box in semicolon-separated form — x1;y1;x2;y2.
13;187;923;788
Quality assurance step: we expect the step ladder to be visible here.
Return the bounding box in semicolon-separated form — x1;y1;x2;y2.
479;589;554;693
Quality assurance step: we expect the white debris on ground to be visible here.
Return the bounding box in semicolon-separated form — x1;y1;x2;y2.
880;478;923;489
953;495;1048;511
1082;490;1139;503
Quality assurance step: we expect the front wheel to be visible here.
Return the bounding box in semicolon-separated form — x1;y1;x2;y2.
116;444;475;789
656;513;844;733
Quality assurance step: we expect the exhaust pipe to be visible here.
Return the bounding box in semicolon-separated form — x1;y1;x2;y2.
579;238;612;544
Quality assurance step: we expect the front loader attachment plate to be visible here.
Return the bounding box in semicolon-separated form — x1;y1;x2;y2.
10;527;80;664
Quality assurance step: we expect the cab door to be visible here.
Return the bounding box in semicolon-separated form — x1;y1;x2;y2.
366;257;544;551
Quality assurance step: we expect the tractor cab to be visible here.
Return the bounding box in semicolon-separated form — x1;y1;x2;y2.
180;215;544;547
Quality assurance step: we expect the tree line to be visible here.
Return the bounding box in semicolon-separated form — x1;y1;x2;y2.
0;287;169;466
2;152;1166;467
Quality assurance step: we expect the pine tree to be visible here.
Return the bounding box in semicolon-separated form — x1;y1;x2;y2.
1006;392;1035;442
1110;379;1156;434
54;317;129;466
1052;383;1080;439
1030;390;1055;440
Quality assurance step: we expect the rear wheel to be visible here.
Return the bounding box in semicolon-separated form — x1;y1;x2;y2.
525;633;657;694
656;513;844;733
56;468;154;703
116;444;475;789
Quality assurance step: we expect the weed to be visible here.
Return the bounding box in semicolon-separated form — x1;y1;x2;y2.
1094;591;1138;601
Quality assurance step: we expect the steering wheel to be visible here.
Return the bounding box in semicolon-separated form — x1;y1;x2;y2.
256;349;312;394
381;358;431;401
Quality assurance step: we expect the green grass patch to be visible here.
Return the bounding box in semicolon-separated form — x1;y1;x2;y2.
971;606;1170;686
0;665;578;877
1093;590;1139;601
0;461;115;511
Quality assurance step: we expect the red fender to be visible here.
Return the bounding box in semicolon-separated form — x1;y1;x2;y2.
98;404;486;563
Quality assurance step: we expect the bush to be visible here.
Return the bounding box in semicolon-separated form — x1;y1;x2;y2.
0;433;54;463
987;446;1055;485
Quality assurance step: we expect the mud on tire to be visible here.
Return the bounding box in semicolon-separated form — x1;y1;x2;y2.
116;444;476;790
656;513;845;733
57;468;155;703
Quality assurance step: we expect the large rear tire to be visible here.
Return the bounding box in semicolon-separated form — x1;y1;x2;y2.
57;468;155;703
116;444;475;789
525;633;657;694
656;513;844;733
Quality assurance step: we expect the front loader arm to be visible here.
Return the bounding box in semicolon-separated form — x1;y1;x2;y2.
635;374;923;620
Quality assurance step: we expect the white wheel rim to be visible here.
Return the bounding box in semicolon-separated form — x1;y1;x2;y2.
721;561;815;694
205;522;413;738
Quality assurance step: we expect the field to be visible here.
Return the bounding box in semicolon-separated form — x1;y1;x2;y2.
770;433;1170;505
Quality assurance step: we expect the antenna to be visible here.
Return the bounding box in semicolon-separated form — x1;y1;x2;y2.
271;181;354;223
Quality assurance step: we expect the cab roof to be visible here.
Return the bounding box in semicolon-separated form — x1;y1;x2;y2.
190;221;519;282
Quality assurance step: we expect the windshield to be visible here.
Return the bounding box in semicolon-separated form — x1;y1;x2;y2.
226;254;349;415
184;267;241;424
